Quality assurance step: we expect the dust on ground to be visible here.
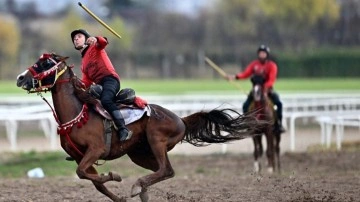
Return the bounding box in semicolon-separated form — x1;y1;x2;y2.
0;150;359;202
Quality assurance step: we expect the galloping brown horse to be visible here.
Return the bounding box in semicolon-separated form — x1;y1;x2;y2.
250;75;281;173
16;53;266;202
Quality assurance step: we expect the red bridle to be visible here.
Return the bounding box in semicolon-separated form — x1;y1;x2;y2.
27;57;72;93
27;55;88;157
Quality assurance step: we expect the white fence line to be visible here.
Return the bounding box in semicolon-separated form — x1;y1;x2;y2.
0;104;57;151
316;114;360;150
0;93;360;152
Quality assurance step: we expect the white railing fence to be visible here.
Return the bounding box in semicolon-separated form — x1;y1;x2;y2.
1;92;360;152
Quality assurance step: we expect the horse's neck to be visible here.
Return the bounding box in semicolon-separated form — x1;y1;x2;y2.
51;69;83;124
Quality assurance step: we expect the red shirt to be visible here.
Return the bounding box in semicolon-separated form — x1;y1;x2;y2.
81;36;120;87
235;60;278;89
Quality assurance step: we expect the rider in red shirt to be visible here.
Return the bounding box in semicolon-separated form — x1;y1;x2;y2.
71;29;132;142
228;45;285;132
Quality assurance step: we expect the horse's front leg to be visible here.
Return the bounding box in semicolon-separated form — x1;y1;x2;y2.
86;166;126;202
252;135;262;173
274;132;281;173
265;128;275;174
76;149;122;184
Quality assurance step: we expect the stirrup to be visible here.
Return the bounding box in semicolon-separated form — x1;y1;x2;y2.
119;129;133;141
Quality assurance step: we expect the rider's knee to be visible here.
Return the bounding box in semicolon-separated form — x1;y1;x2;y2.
100;96;112;106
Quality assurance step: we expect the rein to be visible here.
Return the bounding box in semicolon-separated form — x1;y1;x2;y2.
29;61;89;158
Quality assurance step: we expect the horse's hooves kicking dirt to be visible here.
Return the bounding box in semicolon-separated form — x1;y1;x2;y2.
131;184;142;197
109;172;122;182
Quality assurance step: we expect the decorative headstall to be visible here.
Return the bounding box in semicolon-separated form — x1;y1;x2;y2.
27;53;68;93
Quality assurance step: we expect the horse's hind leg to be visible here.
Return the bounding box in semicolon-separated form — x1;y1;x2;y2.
274;132;281;173
128;143;174;200
253;135;262;173
127;153;158;202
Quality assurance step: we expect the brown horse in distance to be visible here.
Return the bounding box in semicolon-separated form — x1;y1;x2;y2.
250;75;281;173
16;53;266;202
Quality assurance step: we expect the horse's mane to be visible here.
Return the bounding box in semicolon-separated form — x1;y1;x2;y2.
72;77;98;105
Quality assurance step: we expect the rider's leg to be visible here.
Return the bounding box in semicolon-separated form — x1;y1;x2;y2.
242;92;253;114
100;76;132;141
268;90;285;132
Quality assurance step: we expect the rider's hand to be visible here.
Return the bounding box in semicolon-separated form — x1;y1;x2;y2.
86;37;97;45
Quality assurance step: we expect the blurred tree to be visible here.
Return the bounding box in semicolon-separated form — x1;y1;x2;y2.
55;6;90;69
97;16;133;77
335;0;360;45
208;0;259;48
259;0;340;49
200;0;261;67
0;14;21;79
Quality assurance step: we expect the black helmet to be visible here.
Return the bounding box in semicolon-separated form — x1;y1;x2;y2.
257;45;270;55
70;29;91;43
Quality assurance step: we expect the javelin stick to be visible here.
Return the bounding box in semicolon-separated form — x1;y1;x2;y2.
78;2;122;39
205;57;245;93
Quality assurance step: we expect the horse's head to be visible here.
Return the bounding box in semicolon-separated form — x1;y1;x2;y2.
251;75;266;102
16;53;69;92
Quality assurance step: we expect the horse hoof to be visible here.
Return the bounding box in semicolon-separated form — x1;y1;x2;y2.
267;167;274;174
140;190;149;202
109;172;122;182
114;196;127;202
131;184;142;197
254;161;260;173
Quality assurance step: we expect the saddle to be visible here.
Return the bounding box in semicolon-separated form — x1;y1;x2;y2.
89;85;137;105
87;84;148;120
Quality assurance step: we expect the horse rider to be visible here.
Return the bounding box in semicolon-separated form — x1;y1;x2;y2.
71;29;132;141
227;45;285;133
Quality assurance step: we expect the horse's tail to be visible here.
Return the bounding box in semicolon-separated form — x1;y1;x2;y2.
181;108;267;146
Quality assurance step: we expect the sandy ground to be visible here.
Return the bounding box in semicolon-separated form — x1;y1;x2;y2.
0;151;359;202
0;122;359;202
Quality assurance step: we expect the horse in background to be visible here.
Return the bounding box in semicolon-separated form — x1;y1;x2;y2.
16;53;268;202
250;75;281;173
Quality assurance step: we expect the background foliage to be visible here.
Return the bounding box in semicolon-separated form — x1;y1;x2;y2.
0;0;359;79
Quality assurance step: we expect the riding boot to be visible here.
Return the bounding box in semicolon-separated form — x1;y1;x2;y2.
111;110;133;141
276;118;286;133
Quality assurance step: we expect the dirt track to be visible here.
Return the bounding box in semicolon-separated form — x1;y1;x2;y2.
0;150;359;202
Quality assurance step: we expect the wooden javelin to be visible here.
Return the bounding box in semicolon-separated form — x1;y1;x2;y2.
205;57;245;93
78;2;122;39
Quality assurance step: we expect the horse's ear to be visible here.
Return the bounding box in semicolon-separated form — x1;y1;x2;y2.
52;53;69;62
40;53;52;60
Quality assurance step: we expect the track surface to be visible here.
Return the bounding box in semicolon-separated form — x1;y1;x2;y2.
0;151;359;202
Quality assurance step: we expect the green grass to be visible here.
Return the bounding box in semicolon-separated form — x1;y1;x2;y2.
0;151;77;178
7;78;360;95
0;151;150;178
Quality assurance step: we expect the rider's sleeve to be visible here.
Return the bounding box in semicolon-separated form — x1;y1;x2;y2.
264;62;278;89
95;36;108;50
235;61;255;79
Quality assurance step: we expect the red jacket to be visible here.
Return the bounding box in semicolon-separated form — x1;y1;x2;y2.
235;60;278;89
81;36;120;87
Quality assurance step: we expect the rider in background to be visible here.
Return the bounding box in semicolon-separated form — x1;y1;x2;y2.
71;29;132;141
227;45;285;133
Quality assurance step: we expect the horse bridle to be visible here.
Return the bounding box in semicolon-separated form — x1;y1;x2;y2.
27;57;70;93
253;84;263;102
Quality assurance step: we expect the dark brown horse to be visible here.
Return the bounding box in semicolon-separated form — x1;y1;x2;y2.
16;53;266;202
250;75;281;173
